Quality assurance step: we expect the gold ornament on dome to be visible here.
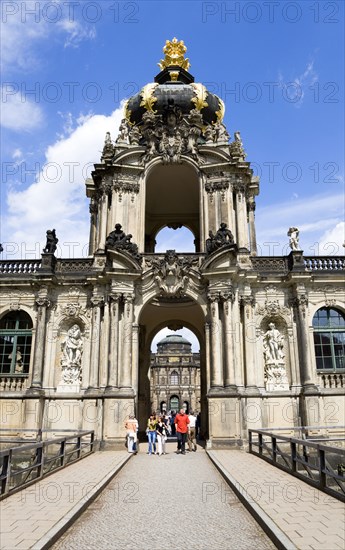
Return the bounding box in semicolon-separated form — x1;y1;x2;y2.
123;100;133;125
191;83;208;111
158;37;190;71
215;96;225;122
140;83;159;112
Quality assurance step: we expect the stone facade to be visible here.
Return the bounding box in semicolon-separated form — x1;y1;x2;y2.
1;40;344;447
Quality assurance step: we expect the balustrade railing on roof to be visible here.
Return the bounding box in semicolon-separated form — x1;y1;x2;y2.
304;257;345;271
0;260;41;274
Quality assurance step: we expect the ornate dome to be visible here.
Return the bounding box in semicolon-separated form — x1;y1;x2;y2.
158;334;191;346
124;38;225;128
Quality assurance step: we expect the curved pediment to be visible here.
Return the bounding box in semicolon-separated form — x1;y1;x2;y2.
105;248;142;272
201;246;239;272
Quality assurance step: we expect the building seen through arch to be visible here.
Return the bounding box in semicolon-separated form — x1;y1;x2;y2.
0;38;344;447
150;334;201;415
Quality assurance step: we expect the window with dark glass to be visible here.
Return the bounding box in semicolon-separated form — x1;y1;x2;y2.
170;370;179;385
312;308;345;372
0;312;33;375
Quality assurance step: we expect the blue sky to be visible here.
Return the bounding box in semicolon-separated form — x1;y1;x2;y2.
1;0;344;349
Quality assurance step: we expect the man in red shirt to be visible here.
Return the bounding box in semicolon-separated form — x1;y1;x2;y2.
174;408;190;454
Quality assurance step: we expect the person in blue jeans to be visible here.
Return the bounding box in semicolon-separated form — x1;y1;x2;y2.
147;414;157;455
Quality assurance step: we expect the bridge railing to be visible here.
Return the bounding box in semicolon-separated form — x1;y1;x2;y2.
0;430;94;499
248;427;345;502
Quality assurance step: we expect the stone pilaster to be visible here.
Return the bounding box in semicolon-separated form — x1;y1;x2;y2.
247;197;257;256
98;190;109;250
208;293;223;389
106;293;121;389
241;295;257;391
291;293;317;392
30;298;50;390
88;199;98;255
89;296;104;389
221;290;237;391
119;294;134;389
235;184;248;249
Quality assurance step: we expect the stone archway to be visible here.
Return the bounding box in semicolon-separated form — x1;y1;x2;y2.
137;296;208;438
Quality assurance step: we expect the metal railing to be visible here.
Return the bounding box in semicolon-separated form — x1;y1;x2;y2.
249;427;345;502
0;430;94;499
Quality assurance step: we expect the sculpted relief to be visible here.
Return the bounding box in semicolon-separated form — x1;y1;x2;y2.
263;322;289;391
60;324;83;387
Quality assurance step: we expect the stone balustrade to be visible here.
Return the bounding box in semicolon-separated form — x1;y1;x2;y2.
304;257;345;271
318;372;344;388
0;376;29;392
0;260;41;274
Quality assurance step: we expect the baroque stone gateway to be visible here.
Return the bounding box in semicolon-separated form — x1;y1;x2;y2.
0;39;344;447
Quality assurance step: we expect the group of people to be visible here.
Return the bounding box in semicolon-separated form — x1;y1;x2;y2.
124;409;200;456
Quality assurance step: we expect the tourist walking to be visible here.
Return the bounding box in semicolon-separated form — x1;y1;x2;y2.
174;408;190;454
156;416;168;455
188;411;197;452
146;414;157;455
125;415;138;453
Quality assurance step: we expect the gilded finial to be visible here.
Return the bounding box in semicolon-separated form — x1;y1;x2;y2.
158;37;190;71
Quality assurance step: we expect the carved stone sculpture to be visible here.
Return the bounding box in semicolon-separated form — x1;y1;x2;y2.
102;132;114;160
148;250;193;297
206;223;236;255
287;227;300;251
60;324;83;386
43;229;58;254
263;322;289;391
230;131;246;160
116;119;129;144
106;224;142;263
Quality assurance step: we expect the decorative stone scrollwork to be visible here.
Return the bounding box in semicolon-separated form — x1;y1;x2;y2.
205;180;229;203
262;322;289;391
105;224;142;264
256;300;290;317
113;176;140;202
206;223;236;255
60;324;83;387
147;250;196;297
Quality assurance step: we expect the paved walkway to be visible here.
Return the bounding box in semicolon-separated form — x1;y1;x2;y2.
1;444;344;550
0;451;130;550
52;442;274;550
208;450;345;550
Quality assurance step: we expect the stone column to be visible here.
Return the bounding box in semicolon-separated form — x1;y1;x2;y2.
235;184;248;249
291;294;316;391
119;294;134;389
221;290;237;390
241;295;257;391
208;293;223;388
132;324;139;397
107;294;121;389
98;191;109;250
89;297;104;389
88;199;98;255
247;196;257;256
30;298;50;389
205;323;211;392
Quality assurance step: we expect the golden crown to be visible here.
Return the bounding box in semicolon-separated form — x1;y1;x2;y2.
158;37;190;71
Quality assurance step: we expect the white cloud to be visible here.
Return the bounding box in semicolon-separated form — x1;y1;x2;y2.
12;149;23;160
318;222;345;255
1;87;43;131
277;59;318;107
3;106;124;258
0;1;96;73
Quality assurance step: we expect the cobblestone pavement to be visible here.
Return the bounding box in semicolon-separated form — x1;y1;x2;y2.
52;442;275;550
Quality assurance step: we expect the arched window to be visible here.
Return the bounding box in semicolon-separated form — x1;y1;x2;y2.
313;308;345;371
0;311;33;375
170;370;179;385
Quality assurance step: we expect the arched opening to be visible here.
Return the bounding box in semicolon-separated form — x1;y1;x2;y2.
0;311;33;375
144;163;200;252
155;226;195;253
137;296;207;440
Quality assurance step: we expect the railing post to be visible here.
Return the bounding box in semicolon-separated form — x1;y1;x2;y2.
291;441;297;473
1;452;11;496
258;433;263;456
60;439;66;467
272;436;277;463
319;448;326;490
249;430;252;452
90;431;95;452
36;445;43;479
77;436;81;459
